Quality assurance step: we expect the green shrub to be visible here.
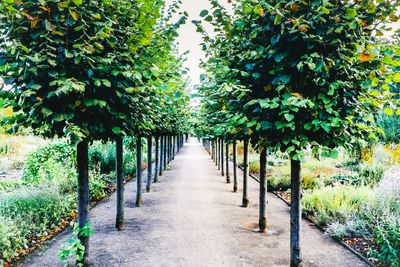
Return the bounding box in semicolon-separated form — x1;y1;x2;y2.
359;163;384;186
23;141;75;184
248;160;260;174
0;187;71;262
0;187;71;236
89;139;137;176
267;174;320;191
0;179;22;192
327;173;362;186
365;168;400;265
268;175;291;191
369;215;400;266
302;185;372;226
0;215;25;262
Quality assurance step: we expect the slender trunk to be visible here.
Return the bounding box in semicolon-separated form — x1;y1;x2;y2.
170;136;173;161
242;139;249;207
159;136;163;176
154;136;159;182
225;143;230;183
211;140;214;161
77;141;90;266
221;139;224;176
291;158;302;267
163;135;167;170
115;138;124;231
233;140;238;192
217;138;220;170
135;136;142;207
167;135;171;163
259;147;267;232
172;135;176;159
146;136;152;192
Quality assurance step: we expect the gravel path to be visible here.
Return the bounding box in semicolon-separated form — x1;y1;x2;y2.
20;139;367;267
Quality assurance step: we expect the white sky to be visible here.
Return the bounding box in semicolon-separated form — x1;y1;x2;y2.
168;0;231;86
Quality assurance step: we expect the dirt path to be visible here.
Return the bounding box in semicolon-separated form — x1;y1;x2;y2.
20;139;366;267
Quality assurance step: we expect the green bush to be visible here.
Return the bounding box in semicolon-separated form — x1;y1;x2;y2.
302;185;372;226
327;173;362;186
0;179;22;192
0;187;71;262
267;174;321;191
0;215;25;262
0;187;71;236
359;163;384;186
365;168;400;265
268;175;291;191
23;141;75;184
248;160;260;174
89;139;137;176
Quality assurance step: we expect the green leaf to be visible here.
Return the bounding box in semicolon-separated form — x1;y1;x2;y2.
72;0;83;6
260;121;273;130
112;127;121;134
200;10;208;17
275;121;285;130
102;80;111;87
345;8;357;19
284;113;294;122
384;107;394;115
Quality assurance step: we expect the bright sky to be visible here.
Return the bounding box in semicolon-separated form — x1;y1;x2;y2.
169;0;231;86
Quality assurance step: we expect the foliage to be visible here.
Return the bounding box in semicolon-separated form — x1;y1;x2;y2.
0;0;165;141
358;163;384;186
59;222;94;267
22;141;75;184
195;0;400;159
0;215;24;263
0;187;72;263
0;179;22;192
302;185;372;226
364;167;400;265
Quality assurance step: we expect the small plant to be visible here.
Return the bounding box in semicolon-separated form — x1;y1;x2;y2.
302;185;372;226
359;163;384;187
59;222;94;267
23;141;75;184
248;160;260;174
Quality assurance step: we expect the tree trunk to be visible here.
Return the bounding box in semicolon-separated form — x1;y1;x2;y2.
77;141;90;266
211;140;214;161
242;139;249;207
115;138;124;231
146;136;152;192
154;136;159;182
225;143;230;183
221;139;224;177
163;135;167;170
215;139;218;166
233;140;238;192
259;147;267;232
159;135;163;176
291;158;302;267
217;138;220;170
168;135;170;161
170;135;173;161
135;136;142;207
172;135;176;159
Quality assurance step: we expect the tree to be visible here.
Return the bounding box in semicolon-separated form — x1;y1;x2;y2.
0;0;185;264
197;0;399;265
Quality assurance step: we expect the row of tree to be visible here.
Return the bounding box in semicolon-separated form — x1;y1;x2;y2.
0;0;191;265
195;0;399;266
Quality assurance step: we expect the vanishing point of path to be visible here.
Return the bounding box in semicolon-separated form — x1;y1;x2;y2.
21;139;366;267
